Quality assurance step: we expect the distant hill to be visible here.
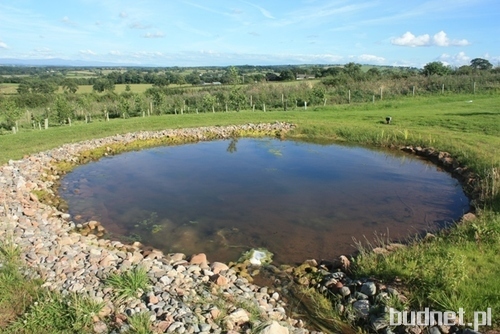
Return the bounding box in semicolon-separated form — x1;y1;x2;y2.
0;58;145;67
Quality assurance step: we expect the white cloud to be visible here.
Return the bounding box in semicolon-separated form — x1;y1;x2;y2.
357;54;385;63
80;49;97;56
109;50;122;56
391;31;470;47
0;40;8;49
119;12;128;18
391;32;430;47
432;31;469;47
438;51;470;66
144;32;165;38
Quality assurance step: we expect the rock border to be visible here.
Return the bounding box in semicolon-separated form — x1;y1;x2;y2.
0;122;311;334
0;122;484;334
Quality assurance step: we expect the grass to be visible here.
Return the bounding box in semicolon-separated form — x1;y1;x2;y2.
352;212;500;327
0;92;499;331
105;266;150;302
125;312;152;334
0;240;105;333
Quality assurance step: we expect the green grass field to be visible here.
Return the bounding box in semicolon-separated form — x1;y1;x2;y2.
0;83;18;95
1;93;499;331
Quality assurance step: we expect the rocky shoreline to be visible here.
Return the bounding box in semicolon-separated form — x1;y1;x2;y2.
0;122;486;333
0;123;319;333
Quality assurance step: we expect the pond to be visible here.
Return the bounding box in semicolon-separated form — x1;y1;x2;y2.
59;138;469;265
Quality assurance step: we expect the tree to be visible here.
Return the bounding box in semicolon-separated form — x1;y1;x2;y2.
223;66;240;85
422;61;451;76
470;58;493;71
17;82;30;95
343;62;363;79
456;65;473;75
202;93;217;112
53;95;73;123
93;79;115;92
62;79;79;94
228;87;246;111
279;69;295;81
0;99;23;129
185;71;202;85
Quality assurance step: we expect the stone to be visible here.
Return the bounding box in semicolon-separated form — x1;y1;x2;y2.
352;300;370;319
93;321;108;334
360;281;377;296
211;262;229;274
23;207;36;217
339;286;351;297
260;321;289;334
227;308;250;324
190;253;208;265
149;295;159;304
428;327;441;334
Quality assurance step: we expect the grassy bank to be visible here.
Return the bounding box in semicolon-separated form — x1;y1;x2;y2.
1;93;499;331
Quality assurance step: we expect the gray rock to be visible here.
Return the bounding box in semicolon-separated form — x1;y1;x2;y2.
353;300;370;319
360;281;377;296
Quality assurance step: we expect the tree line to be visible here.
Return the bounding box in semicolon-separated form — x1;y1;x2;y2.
1;59;499;132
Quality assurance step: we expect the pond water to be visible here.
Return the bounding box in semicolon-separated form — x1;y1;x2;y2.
59;138;469;265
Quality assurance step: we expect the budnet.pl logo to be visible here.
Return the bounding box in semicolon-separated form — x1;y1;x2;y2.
389;308;492;332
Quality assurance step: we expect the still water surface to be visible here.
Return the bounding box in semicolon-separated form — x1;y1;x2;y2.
60;138;469;264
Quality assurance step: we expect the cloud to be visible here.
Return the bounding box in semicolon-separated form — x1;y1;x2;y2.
357;54;385;63
109;50;122;56
61;16;77;26
119;12;128;18
0;40;8;49
391;32;430;47
241;1;274;19
129;22;150;29
432;31;469;47
249;31;260;36
80;49;97;56
391;31;470;47
144;32;165;38
439;51;470;66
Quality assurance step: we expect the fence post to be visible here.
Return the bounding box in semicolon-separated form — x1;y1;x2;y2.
413;86;415;97
442;84;445;94
44;118;49;129
473;81;476;94
12;126;16;134
348;90;351;104
380;87;383;100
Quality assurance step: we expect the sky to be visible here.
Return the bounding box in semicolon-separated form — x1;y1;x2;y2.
0;0;499;68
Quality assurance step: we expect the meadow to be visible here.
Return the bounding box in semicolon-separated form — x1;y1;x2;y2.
0;92;499;331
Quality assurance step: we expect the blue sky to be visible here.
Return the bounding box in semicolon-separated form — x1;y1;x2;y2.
0;0;499;68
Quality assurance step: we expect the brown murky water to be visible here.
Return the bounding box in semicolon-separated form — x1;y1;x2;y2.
59;138;469;265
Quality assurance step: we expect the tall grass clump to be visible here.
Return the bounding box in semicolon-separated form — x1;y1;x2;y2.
105;266;150;301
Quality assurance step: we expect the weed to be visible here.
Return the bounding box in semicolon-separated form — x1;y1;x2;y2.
6;292;104;333
105;266;150;301
125;312;152;334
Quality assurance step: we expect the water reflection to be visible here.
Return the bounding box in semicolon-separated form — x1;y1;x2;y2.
59;138;469;265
